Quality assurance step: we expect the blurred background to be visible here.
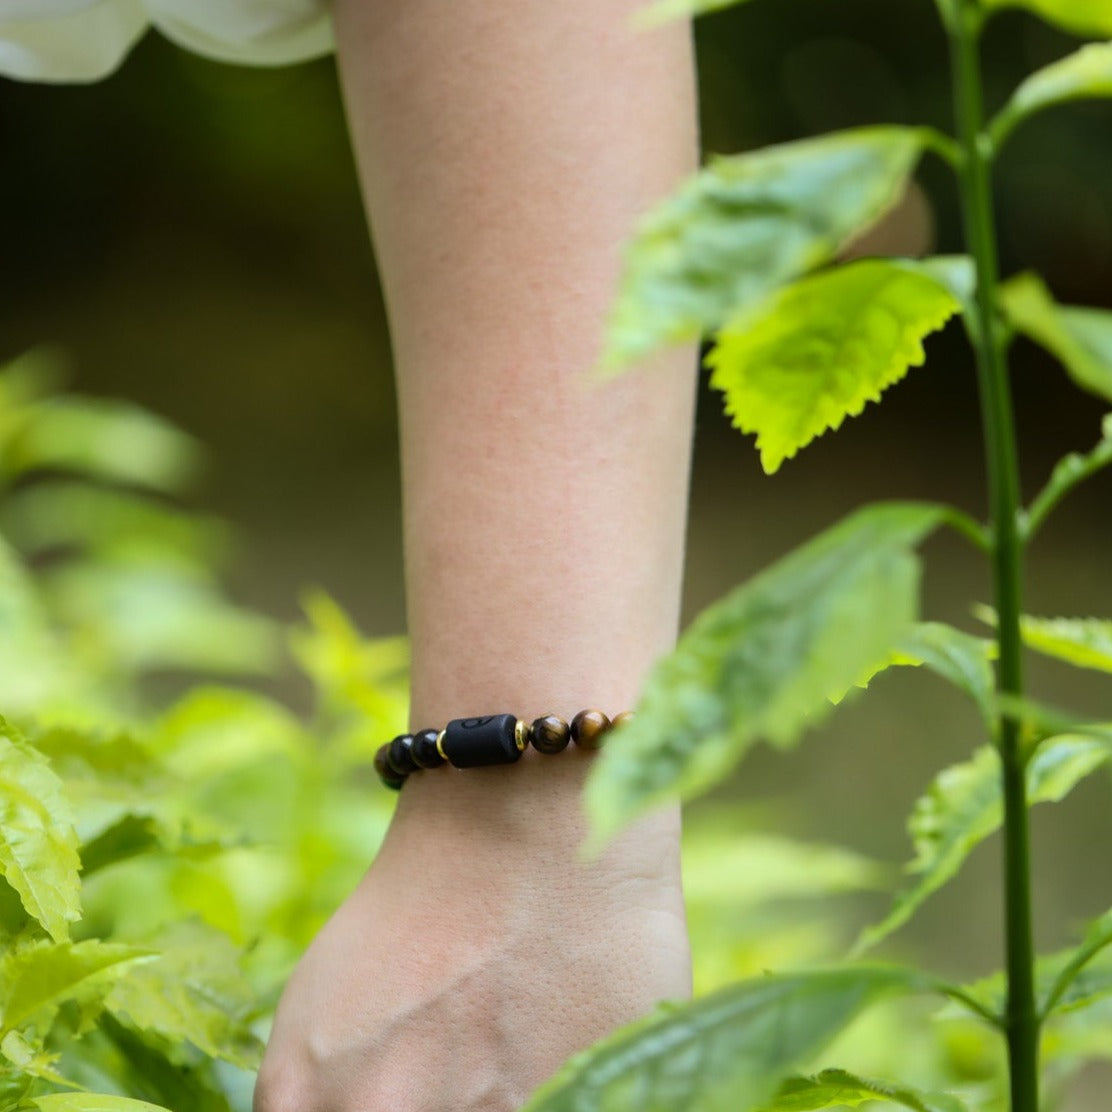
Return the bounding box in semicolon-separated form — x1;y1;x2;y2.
1;0;1111;1104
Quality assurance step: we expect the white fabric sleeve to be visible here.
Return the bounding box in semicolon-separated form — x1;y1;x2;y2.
0;0;333;82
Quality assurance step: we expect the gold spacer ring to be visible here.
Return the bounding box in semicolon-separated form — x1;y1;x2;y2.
514;719;529;752
436;729;447;761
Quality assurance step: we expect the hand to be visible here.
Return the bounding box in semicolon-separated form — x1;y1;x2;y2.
254;754;691;1112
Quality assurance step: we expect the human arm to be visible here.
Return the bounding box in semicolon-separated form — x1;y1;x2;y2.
254;2;700;1108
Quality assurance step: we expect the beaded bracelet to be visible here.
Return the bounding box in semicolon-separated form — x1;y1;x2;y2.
373;709;633;790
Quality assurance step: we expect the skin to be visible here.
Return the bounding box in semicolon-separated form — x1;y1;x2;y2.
254;2;700;1109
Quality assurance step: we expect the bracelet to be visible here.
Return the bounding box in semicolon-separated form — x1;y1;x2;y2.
373;709;634;790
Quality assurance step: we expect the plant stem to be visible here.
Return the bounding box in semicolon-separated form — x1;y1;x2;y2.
948;6;1039;1110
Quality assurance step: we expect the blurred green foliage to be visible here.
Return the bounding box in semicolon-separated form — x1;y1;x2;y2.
0;350;953;1108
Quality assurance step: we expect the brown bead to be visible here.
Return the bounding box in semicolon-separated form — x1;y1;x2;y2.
610;711;636;730
570;709;610;751
530;714;570;755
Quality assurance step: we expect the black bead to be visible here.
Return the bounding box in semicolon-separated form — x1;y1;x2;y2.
374;744;407;790
411;728;446;769
530;714;570;755
387;734;420;775
442;714;523;768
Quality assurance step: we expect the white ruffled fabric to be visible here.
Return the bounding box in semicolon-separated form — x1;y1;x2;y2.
0;0;333;82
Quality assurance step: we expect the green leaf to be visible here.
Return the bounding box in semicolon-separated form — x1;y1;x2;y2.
4;397;200;494
290;589;409;730
1001;273;1112;403
585;503;942;845
632;0;754;27
1019;613;1112;674
705;259;959;473
0;1028;70;1086
599;128;930;370
895;623;996;722
0;1067;33;1109
683;831;888;908
842;622;996;723
31;1096;171;1112
44;561;280;678
992;42;1112;148
0;729;81;942
1042;907;1112;1018
1024;413;1112;541
857;734;1110;953
1;482;232;570
954;910;1112;1032
522;966;927;1112
0;536;79;717
981;0;1112;38
104;921;262;1070
0;939;151;1034
761;1068;969;1111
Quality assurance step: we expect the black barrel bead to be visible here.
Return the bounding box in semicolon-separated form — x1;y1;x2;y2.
374;744;407;790
442;713;523;768
387;733;420;776
571;709;611;751
411;728;446;769
530;714;570;755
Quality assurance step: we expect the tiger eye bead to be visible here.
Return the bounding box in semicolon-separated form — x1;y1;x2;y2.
387;733;420;776
374;744;407;790
530;714;570;755
611;711;636;730
411;728;446;769
570;709;610;751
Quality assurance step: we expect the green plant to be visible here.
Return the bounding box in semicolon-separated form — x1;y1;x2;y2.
521;2;1112;1110
0;349;877;1109
0;351;411;1110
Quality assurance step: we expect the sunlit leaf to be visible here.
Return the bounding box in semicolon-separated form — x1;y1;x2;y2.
3;397;200;494
0;727;81;942
154;687;302;777
28;726;182;853
761;1067;969;1111
856;735;1110;953
993;41;1112;148
104;921;262;1070
705;259;959;473
600;128;930;370
290;589;409;733
911;256;977;325
632;0;755;27
981;0;1112;38
585;503;941;845
0;1027;69;1085
1020;614;1112;674
43;561;280;678
523;966;928;1112
0;939;151;1033
32;1095;170;1112
1001;273;1112;403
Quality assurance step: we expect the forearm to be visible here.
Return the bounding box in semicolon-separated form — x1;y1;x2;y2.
333;0;700;744
258;13;698;1104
